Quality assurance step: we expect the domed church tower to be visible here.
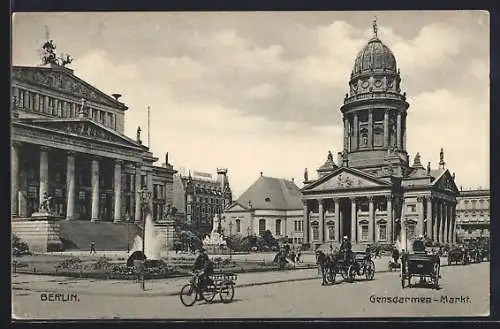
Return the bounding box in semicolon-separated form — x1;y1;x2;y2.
340;19;410;178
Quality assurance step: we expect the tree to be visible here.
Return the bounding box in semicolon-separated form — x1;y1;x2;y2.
262;230;278;247
225;234;243;251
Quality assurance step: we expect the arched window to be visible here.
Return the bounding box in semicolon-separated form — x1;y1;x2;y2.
259;219;266;236
311;222;319;241
275;219;282;236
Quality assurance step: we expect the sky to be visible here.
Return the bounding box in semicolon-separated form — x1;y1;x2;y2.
12;11;490;198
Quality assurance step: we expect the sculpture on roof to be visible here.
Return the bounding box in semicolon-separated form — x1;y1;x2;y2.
372;16;378;38
327;150;333;162
136;126;142;144
41;40;58;65
304;168;309;182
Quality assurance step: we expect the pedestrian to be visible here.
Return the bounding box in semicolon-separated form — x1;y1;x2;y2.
90;240;96;255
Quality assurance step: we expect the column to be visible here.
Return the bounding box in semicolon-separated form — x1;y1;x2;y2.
11;142;20;216
432;202;438;242
396;112;402;148
353;113;359;151
402;114;407;150
65;152;76;220
334;198;341;242
444;203;450;243
368;196;374;243
113;160;123;222
439;201;445;243
39;146;49;208
343;118;348;151
90;158;100;222
386;195;393;243
451;204;457;244
44;96;50;114
417;197;425;237
318;199;324;243
367;109;373;148
135;164;142;223
302;200;309;245
426;196;433;240
350;197;357;243
383;109;389;148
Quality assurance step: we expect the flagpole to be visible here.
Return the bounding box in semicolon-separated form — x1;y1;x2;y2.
147;105;151;149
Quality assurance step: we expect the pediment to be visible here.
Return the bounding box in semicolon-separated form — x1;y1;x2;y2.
303;168;390;192
17;118;144;149
432;170;460;194
12;66;126;109
226;202;248;212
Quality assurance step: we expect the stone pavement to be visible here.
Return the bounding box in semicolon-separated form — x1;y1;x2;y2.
12;256;449;298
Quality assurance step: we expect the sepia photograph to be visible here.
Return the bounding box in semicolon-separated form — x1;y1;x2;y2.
11;10;490;319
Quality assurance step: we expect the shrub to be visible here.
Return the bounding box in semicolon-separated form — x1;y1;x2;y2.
12;234;31;256
56;257;83;271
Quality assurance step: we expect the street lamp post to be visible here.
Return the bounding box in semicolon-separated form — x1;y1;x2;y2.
138;187;152;291
126;212;130;253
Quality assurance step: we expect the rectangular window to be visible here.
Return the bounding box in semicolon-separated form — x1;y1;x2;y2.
379;224;387;241
361;225;369;241
328;225;335;241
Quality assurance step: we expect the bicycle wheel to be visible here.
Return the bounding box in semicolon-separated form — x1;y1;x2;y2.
179;284;197;307
219;280;235;303
201;284;217;303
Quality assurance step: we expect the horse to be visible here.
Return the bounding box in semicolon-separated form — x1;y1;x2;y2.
316;250;338;285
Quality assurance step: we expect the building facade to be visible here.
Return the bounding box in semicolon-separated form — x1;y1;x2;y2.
301;23;460;250
455;189;490;240
11;44;177;251
173;169;232;234
221;174;303;247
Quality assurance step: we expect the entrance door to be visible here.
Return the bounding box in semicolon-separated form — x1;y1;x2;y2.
340;198;352;239
77;190;91;220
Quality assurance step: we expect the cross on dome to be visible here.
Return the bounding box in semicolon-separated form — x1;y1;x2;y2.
372;16;378;39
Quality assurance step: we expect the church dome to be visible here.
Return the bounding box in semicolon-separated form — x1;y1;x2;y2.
351;36;397;77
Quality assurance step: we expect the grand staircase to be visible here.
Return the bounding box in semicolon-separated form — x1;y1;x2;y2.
59;221;141;251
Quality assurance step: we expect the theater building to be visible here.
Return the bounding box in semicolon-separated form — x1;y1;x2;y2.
301;23;460;250
11;44;176;251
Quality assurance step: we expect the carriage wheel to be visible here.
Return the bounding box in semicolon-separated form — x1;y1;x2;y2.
365;260;375;280
219;281;235;303
179;284;197;307
347;265;356;282
433;263;440;289
201;283;217;303
329;266;338;284
341;266;349;280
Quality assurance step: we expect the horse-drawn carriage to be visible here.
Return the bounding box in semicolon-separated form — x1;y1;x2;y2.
401;252;440;289
317;246;375;285
447;246;468;265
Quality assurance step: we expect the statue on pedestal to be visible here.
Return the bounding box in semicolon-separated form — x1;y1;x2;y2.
39;192;53;214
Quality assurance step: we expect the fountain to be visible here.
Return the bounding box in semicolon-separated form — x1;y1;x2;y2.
130;214;164;260
203;214;227;252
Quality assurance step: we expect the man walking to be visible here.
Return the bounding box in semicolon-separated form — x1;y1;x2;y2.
90;240;96;255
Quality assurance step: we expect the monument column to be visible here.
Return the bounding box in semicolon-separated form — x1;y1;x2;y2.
386;194;393;243
334;198;341;242
353;113;359;151
318;199;324;243
396;112;402;149
383;109;389;148
39;146;50;207
426;196;432;239
11;142;20;216
65;151;76;220
417;197;425;237
368;196;375;243
135;163;142;223
113;160;123;223
368;109;373;148
350;197;357;243
90;157;100;222
302;200;309;245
